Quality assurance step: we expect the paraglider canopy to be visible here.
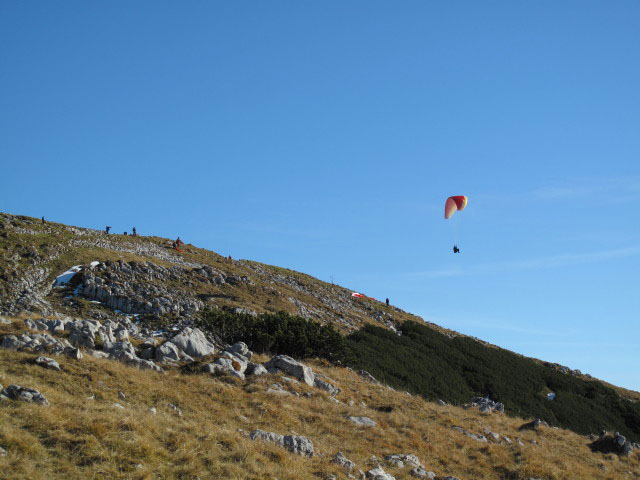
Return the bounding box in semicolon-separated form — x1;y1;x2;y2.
444;196;468;219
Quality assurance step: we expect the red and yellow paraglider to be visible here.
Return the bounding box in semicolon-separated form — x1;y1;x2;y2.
444;195;468;219
445;196;467;253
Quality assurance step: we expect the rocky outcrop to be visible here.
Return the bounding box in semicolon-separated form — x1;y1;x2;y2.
77;261;204;317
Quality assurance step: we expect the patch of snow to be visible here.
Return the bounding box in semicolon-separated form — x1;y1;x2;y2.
54;265;83;287
89;261;100;267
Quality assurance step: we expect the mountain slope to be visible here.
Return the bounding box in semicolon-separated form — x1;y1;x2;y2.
0;211;639;479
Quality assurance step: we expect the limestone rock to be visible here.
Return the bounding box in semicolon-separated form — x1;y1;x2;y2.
34;356;61;371
366;466;395;480
385;453;421;468
410;468;436;479
264;355;315;386
349;416;377;427
167;327;215;358
332;451;355;472
155;342;181;362
1;384;49;405
250;429;314;457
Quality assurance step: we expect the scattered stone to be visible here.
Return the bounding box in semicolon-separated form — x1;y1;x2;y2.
366;466;395;479
266;383;292;395
1;385;49;405
437;399;446;406
469;396;504;413
410;468;436;479
34;356;61;371
0;446;6;456
519;418;548;431
167;403;182;416
385;453;421;468
118;391;126;400
314;377;340;396
250;429;314;457
358;370;380;384
332;451;356;472
348;416;377;427
0;317;11;325
149;407;157;414
113;402;124;409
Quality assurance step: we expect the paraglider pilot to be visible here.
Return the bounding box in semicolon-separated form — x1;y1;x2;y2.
453;245;460;253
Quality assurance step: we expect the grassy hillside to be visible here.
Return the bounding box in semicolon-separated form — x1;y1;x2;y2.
0;341;638;480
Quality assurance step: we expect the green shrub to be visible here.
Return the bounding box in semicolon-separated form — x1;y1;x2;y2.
197;309;351;361
344;321;640;442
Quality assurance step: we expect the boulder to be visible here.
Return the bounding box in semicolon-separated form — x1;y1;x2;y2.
103;340;136;359
246;363;268;376
155;342;181;362
314;377;340;396
264;355;315;386
348;416;377;427
229;341;251;360
167;327;215;358
1;384;49;405
249;429;314;457
1;335;25;350
366;467;395;480
519;418;548;431
385;454;421;468
34;356;61;371
410;468;436;479
331;451;355;472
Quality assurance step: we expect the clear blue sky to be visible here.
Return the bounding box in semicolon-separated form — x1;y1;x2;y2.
2;2;639;390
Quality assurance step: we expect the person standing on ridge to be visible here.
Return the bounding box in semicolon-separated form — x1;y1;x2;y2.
105;226;111;234
41;216;45;225
386;298;389;307
176;237;182;247
132;227;137;236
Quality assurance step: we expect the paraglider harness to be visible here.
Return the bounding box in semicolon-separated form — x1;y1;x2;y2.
453;245;460;253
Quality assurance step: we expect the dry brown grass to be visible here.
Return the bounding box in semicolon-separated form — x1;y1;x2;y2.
0;342;638;480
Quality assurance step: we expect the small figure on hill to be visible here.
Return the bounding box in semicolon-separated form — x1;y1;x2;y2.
453;245;460;253
386;298;389;306
41;216;45;225
132;227;137;236
176;237;182;247
228;255;232;263
105;226;111;234
124;232;128;236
